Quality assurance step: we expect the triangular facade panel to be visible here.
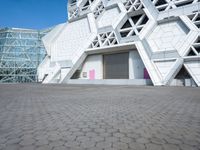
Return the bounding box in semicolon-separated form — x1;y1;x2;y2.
36;0;200;87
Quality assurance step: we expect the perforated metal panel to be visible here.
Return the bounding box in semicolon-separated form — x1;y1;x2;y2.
103;52;129;79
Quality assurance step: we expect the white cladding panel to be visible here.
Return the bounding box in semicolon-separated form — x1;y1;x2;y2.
97;7;120;28
80;55;103;79
51;18;93;63
38;0;200;86
185;61;200;86
154;60;176;79
42;24;66;55
147;20;189;52
129;51;145;79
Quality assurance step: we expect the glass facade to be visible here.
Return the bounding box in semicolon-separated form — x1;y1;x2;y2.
0;28;48;83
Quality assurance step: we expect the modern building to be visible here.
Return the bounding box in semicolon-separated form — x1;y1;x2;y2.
0;28;48;83
38;0;200;87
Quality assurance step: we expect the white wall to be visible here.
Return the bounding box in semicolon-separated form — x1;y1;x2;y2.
51;18;94;63
97;7;120;28
147;20;189;53
80;51;145;80
185;61;200;86
129;50;145;79
60;68;71;81
37;56;51;82
80;55;103;79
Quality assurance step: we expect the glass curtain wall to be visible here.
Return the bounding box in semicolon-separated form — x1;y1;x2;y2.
0;28;48;83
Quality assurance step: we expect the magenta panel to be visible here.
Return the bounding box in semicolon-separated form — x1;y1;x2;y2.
89;69;95;80
144;68;150;79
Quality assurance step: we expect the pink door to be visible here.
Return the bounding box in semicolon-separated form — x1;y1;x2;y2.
144;68;150;79
89;69;95;80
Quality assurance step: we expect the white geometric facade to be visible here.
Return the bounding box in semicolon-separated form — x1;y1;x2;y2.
38;0;200;87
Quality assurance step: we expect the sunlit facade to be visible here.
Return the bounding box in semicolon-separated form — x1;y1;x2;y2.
37;0;200;87
0;28;48;83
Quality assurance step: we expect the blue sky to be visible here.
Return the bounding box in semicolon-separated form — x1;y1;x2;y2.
0;0;68;29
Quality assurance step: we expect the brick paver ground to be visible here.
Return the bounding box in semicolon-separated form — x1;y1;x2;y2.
0;84;200;150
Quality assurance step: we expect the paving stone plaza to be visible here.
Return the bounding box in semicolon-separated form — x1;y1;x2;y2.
0;84;200;150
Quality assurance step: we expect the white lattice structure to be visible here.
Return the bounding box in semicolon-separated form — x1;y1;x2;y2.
38;0;200;86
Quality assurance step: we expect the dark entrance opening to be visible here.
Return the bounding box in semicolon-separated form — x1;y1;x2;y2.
103;52;129;79
175;66;191;79
174;66;197;86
